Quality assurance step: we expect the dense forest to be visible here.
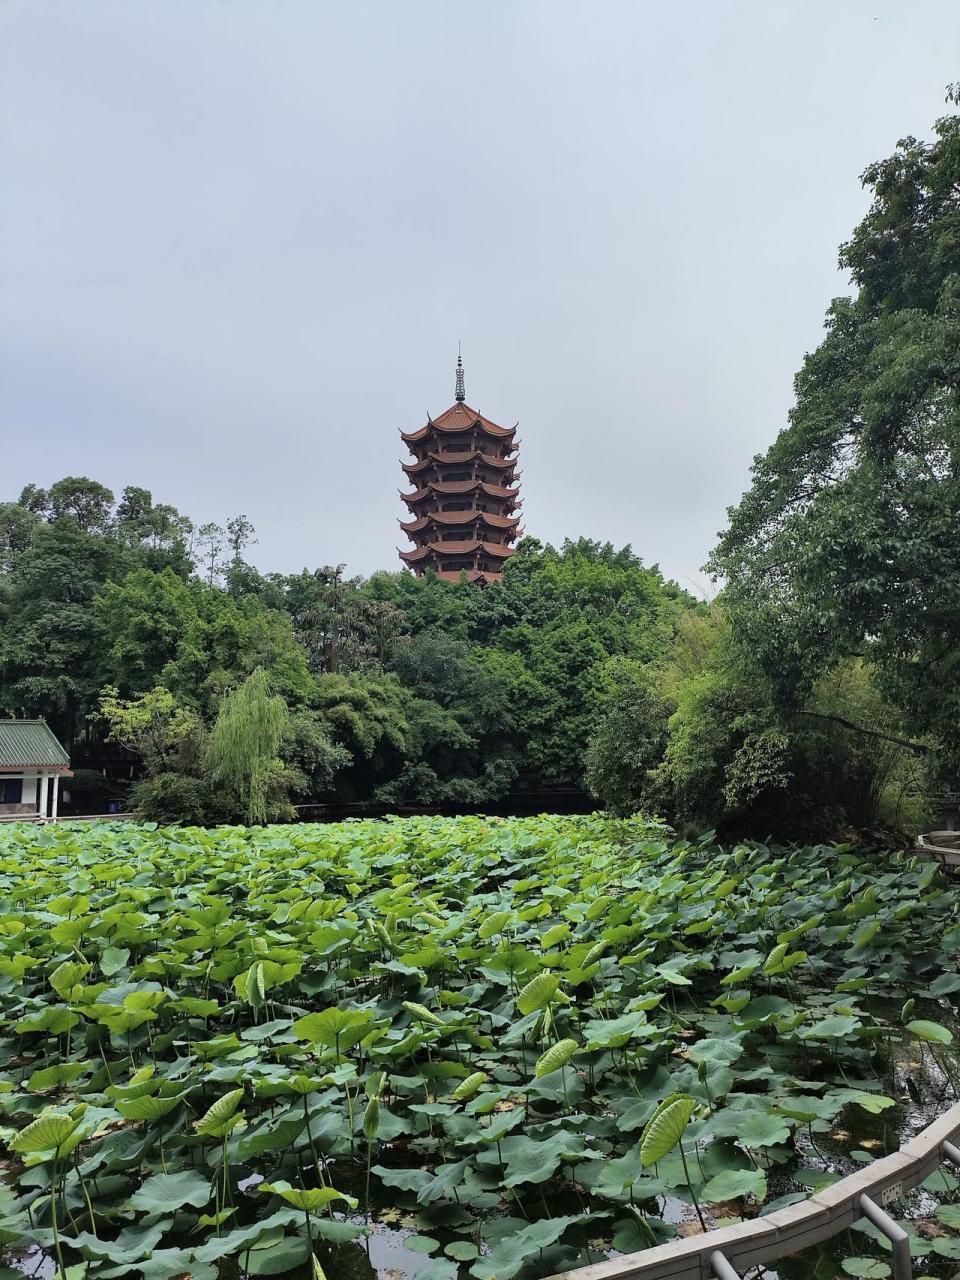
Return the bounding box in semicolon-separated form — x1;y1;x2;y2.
0;487;697;820
1;93;957;838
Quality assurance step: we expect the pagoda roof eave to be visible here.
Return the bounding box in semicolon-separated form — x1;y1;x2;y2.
400;539;517;560
401;451;517;475
400;402;517;442
399;510;523;533
400;483;523;509
401;539;517;562
398;546;432;563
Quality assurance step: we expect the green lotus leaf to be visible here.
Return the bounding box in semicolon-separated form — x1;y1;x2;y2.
516;972;560;1015
116;1092;186;1121
471;1213;588;1280
534;1038;579;1078
194;1087;245;1136
906;1019;953;1044
402;1000;444;1026
841;1258;891;1277
453;1070;489;1101
27;1062;89;1092
802;1014;861;1040
259;1181;357;1213
640;1095;696;1167
128;1169;212;1214
293;1006;375;1049
478;911;512;940
100;947;130;977
445;1241;479;1261
50;959;92;999
701;1167;767;1202
582;1010;653;1050
405;1235;440;1254
710;1108;792;1147
11;1111;81;1156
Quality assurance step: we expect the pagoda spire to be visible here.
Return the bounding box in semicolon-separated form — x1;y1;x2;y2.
455;346;465;402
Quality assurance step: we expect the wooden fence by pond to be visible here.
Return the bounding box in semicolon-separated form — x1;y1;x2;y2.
544;1100;960;1280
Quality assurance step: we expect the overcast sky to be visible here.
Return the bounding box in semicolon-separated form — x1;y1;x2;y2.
2;2;957;594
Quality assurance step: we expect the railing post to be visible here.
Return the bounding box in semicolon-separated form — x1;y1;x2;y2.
710;1252;742;1280
860;1194;912;1280
943;1139;960;1167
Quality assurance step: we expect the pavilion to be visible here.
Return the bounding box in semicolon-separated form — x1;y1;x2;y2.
0;720;72;821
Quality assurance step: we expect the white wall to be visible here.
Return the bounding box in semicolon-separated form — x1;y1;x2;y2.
0;771;40;814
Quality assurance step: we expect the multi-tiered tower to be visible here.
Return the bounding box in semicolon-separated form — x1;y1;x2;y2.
398;355;522;583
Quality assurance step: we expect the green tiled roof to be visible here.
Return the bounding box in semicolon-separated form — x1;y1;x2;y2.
0;720;69;768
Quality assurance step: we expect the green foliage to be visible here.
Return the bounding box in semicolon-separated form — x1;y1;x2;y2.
639;1094;696;1166
584;658;671;815
365;537;695;796
0;811;956;1276
207;668;289;824
98;684;205;775
710;91;960;778
534;1038;579;1078
131;771;225;826
645;631;931;837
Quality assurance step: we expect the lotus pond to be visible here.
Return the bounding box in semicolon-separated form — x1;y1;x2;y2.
1;814;960;1280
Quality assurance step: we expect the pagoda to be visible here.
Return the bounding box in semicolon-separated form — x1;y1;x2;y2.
398;355;522;583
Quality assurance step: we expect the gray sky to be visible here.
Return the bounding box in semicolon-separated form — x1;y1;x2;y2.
2;2;958;595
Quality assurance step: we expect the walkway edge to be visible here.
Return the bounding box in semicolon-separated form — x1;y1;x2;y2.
542;1100;960;1280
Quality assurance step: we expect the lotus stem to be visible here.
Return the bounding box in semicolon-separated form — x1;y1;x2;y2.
303;1094;324;1183
74;1153;98;1237
678;1140;706;1231
50;1157;67;1279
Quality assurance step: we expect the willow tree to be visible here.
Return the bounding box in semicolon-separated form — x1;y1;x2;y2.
208;667;288;824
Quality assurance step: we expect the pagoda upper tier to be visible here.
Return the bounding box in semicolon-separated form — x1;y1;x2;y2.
399;356;522;583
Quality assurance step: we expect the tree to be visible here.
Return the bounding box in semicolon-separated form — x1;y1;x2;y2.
114;486;193;569
196;523;226;585
47;477;115;533
281;709;351;800
17;484;49;515
310;672;409;799
364;539;696;790
95;568;198;693
226;514;256;564
710;90;960;777
207;668;290;824
96;684;216;823
584;659;671;816
0;519;131;743
161;587;314;714
97;684;205;777
285;567;407;674
114;486;156;544
0;503;40;574
649;643;930;839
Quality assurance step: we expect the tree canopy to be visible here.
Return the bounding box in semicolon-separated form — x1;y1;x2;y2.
710;88;960;775
0;479;697;820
